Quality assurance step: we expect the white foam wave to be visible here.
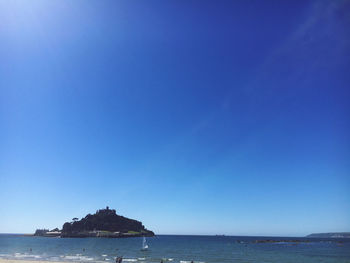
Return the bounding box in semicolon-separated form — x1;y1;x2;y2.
64;255;94;261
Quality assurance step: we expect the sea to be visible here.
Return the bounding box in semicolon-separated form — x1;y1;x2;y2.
0;234;349;263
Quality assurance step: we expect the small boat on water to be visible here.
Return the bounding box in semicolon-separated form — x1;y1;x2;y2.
141;236;149;251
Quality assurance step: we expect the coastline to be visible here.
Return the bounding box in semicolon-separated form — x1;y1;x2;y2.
0;260;65;263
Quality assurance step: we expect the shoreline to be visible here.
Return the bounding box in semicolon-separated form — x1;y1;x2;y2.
0;260;116;263
0;260;66;263
0;260;123;263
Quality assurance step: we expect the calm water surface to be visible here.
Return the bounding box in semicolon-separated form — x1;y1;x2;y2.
0;235;349;263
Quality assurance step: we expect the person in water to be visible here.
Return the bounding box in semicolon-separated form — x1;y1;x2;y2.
115;256;122;263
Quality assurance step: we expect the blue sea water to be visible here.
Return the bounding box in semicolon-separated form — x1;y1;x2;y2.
0;235;349;263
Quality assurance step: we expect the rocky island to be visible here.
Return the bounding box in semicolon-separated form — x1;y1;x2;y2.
34;207;154;238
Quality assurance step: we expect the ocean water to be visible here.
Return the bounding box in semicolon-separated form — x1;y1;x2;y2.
0;234;349;263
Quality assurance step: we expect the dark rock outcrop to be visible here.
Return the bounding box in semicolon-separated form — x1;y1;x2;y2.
34;229;49;236
34;229;61;237
61;207;154;238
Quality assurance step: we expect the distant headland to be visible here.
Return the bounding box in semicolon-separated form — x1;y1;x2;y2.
34;207;154;238
306;232;350;238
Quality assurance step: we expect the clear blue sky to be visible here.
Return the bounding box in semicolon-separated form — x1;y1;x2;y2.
0;0;349;236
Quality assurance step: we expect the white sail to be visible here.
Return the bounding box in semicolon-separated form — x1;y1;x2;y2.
141;237;149;250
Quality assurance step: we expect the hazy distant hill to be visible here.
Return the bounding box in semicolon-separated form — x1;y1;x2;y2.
306;232;350;238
